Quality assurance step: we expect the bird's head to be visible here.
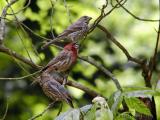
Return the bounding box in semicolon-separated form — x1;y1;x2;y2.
79;16;92;24
64;42;79;52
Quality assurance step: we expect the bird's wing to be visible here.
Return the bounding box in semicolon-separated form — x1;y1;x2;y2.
58;21;84;38
45;77;74;107
42;50;70;71
46;80;62;98
58;85;74;107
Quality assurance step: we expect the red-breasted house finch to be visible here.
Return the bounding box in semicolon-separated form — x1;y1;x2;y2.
39;72;74;108
42;42;79;85
42;16;92;49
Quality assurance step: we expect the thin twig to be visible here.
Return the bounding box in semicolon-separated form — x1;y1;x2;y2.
115;0;159;22
0;70;41;80
0;102;8;120
88;0;109;33
6;0;31;15
6;0;34;63
12;57;38;80
0;17;53;42
0;0;17;43
28;102;55;120
89;0;125;33
79;56;123;91
49;0;56;39
110;0;127;8
63;0;72;24
20;22;53;41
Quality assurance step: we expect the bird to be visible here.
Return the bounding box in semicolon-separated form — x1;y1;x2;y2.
42;16;92;49
42;42;79;85
38;72;74;108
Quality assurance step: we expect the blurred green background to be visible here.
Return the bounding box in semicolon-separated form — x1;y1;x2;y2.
0;0;160;119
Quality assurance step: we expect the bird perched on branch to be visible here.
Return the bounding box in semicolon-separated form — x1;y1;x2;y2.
38;72;74;108
42;42;79;85
42;16;92;49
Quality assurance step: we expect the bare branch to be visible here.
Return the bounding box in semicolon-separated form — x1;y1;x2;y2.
97;24;143;65
89;0;126;33
79;56;123;91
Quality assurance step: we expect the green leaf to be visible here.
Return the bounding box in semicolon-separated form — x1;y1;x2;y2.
123;86;152;91
109;91;123;116
108;91;116;109
124;97;152;116
84;104;96;120
96;107;113;120
55;104;92;120
124;89;160;98
108;90;121;109
115;112;135;120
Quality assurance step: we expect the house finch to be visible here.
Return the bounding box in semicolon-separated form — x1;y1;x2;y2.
42;16;92;49
39;72;74;108
42;42;79;85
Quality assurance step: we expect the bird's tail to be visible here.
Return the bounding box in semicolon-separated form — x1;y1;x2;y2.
41;37;65;49
59;85;74;108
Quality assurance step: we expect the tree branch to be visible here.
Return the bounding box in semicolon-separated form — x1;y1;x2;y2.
79;56;123;91
88;0;126;33
28;102;55;120
53;76;103;98
96;24;143;65
0;45;41;69
148;8;160;81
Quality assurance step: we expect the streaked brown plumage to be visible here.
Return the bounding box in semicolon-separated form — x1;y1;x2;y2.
42;42;78;74
42;16;92;49
39;72;74;108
